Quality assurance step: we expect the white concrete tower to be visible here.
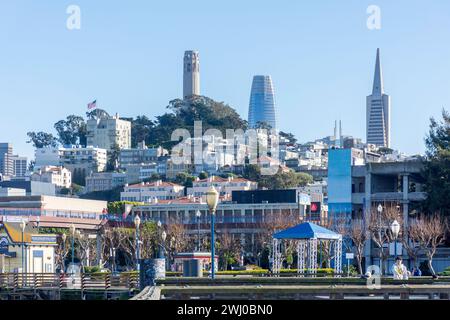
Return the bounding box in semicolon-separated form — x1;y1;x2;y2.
183;50;200;99
366;48;391;148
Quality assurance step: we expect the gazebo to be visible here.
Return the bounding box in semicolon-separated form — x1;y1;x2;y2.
272;222;343;277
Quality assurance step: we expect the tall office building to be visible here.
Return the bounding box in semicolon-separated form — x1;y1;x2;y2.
366;49;391;148
11;155;27;177
0;143;13;177
248;75;277;129
183;50;200;99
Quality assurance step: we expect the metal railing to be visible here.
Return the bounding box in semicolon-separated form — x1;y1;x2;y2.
0;272;139;292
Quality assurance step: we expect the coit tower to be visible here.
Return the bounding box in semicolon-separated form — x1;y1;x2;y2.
183;50;200;99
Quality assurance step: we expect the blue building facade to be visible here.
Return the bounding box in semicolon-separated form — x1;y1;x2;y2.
248;75;277;129
327;148;355;222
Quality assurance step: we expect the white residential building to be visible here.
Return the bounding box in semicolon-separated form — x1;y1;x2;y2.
119;142;168;168
121;180;185;202
86;113;131;151
60;146;107;184
187;176;258;200
35;147;63;169
31;166;72;189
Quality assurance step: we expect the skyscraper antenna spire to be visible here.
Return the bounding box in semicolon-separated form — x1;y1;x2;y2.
372;48;384;95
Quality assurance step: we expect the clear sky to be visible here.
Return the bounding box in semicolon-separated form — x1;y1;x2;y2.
1;0;450;160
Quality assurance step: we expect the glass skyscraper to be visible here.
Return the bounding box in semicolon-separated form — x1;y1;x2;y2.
248;75;277;129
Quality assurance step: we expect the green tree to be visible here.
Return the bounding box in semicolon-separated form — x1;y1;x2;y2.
26;131;59;148
54;115;87;146
174;172;196;189
107;143;121;171
242;164;261;182
131;115;155;147
198;171;208;180
260;170;313;190
279;131;298;145
422;109;450;216
149;96;247;149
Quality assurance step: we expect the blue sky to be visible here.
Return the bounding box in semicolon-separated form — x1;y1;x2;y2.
1;0;450;159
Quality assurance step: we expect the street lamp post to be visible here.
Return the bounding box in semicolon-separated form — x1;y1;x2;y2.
61;233;67;272
377;204;383;273
134;215;141;272
36;216;40;233
206;186;219;279
196;210;201;252
70;224;76;267
390;220;401;259
19;219;26;273
160;230;167;259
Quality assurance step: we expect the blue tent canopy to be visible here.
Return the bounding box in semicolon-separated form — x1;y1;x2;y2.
273;222;342;240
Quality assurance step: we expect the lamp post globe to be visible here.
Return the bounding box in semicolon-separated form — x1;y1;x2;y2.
206;186;219;213
391;219;401;259
205;186;219;280
390;220;400;239
377;204;383;214
20;219;26;232
134;215;141;229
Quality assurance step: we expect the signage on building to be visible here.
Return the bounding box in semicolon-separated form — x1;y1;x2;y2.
298;193;311;206
2;216;29;223
31;235;57;244
310;202;321;213
0;236;9;247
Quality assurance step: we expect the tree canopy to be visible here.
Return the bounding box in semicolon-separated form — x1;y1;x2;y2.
54;115;87;146
422;109;450;216
130;96;247;150
243;164;313;190
26;131;59;148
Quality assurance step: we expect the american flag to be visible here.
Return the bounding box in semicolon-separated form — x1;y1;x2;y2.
87;100;97;110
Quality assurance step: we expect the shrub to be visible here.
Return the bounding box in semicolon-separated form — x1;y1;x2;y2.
439;267;450;276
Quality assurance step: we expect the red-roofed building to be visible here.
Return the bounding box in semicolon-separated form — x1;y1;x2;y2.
120;180;185;202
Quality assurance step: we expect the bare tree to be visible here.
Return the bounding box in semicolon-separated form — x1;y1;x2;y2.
368;203;403;274
217;231;242;271
55;234;70;272
75;231;98;271
414;214;448;276
402;220;423;269
101;224;134;270
348;220;367;275
255;210;299;268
